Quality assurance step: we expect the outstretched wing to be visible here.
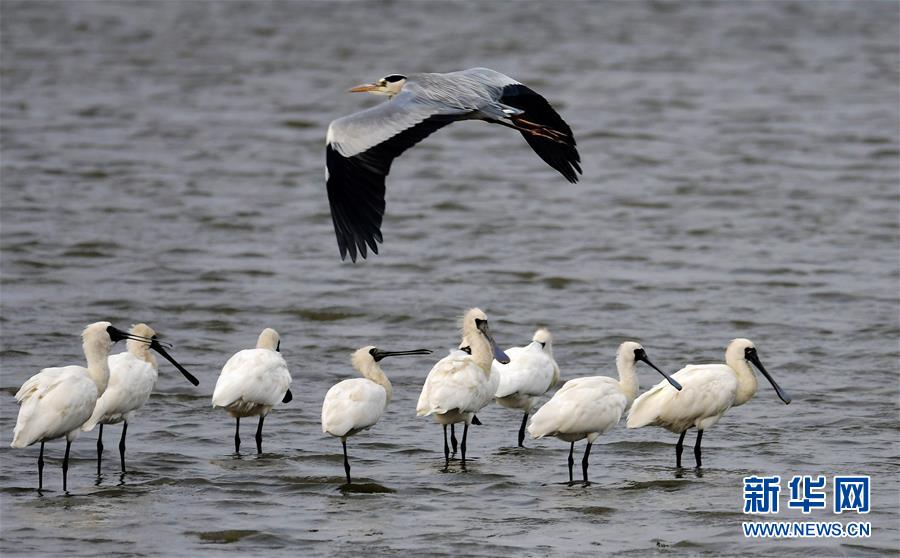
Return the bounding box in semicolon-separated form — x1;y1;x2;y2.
498;83;581;183
326;90;471;262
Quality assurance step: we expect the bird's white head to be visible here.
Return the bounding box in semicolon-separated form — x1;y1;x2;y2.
82;321;138;395
532;328;553;352
617;341;682;391
726;338;791;404
127;323;157;360
82;321;118;356
257;328;281;352
349;74;408;97
460;308;510;368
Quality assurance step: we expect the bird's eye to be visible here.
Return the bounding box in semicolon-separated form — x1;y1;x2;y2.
383;74;406;83
540;342;547;349
151;335;158;341
369;347;377;356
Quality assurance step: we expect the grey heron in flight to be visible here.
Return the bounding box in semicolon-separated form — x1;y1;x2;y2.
325;67;582;262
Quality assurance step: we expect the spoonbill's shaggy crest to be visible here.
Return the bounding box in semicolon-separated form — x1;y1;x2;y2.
11;322;148;491
529;342;682;483
493;328;560;447
82;323;198;474
322;346;432;484
416;308;510;466
212;328;293;454
627;338;791;468
326;67;581;261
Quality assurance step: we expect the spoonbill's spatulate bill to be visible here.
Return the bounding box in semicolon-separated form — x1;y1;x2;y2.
212;328;293;454
326;67;582;261
10;322;149;491
493;328;560;447
82;323;197;474
529;342;681;483
627;338;791;468
416;308;510;467
322;346;432;484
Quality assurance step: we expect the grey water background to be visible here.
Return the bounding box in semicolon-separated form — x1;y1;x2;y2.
1;1;898;556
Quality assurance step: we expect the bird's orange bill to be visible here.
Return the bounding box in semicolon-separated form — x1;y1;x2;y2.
371;348;433;362
150;339;199;386
636;351;683;391
746;352;791;404
349;83;378;93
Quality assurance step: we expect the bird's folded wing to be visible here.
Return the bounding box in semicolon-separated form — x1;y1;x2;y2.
326;91;470;262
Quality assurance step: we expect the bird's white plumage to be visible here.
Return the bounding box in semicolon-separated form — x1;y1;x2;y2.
416;349;497;422
528;376;628;443
82;350;157;431
212;349;291;417
416;308;501;427
626;364;738;432
494;329;559;412
11;322;117;448
626;338;774;433
322;378;387;438
527;341;652;444
212;329;291;418
12;367;99;447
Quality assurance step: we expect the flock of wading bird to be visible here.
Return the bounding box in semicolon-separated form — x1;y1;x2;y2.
11;68;792;491
10;309;791;492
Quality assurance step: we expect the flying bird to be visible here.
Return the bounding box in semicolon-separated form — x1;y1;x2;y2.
627;338;791;468
529;342;681;484
493;328;560;448
326;67;582;261
82;323;197;475
11;322;150;491
212;328;293;454
416;308;510;467
321;345;432;484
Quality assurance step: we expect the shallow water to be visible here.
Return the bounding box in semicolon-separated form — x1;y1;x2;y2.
1;1;898;556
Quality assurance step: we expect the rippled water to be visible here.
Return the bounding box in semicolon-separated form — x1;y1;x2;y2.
1;1;898;556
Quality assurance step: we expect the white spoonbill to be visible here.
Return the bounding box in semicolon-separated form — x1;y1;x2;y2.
212;328;293;454
416;308;510;466
494;327;560;447
529;342;682;483
11;322;149;491
81;323;198;474
322;346;432;484
627;338;791;468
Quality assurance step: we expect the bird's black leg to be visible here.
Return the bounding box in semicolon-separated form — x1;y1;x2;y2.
518;412;528;448
62;440;71;492
567;441;575;483
675;430;687;468
97;424;104;476
460;423;469;466
38;442;45;491
119;422;127;473
342;438;351;484
694;429;703;468
450;423;458;456
234;417;241;454
442;424;450;466
582;442;592;484
255;415;264;455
